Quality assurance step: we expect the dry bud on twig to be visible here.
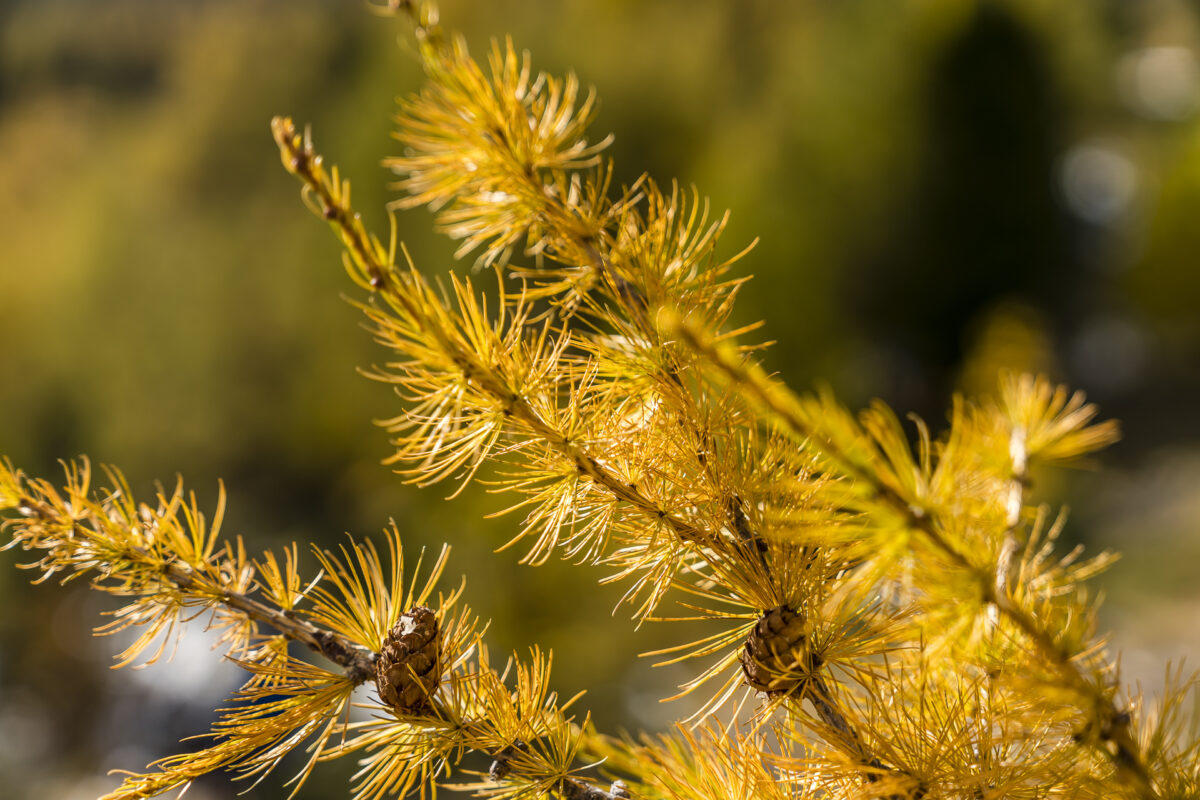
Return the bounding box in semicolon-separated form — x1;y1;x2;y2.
741;604;819;695
376;605;441;715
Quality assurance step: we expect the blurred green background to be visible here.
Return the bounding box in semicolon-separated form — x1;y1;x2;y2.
2;0;1200;797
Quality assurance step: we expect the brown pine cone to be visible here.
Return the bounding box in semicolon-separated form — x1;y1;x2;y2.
740;604;817;695
376;605;440;715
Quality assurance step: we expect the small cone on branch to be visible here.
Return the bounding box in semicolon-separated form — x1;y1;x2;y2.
376;605;441;715
740;604;817;695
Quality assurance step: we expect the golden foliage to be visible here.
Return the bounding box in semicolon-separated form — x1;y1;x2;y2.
3;2;1200;799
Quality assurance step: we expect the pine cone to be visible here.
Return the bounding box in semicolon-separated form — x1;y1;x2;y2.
740;604;816;694
376;605;440;715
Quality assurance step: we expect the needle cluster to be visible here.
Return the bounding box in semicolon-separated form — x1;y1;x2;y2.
4;2;1200;799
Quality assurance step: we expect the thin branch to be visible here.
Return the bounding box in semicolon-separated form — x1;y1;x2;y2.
557;777;625;800
272;120;904;788
13;490;377;682
807;675;886;774
485;740;625;799
164;561;376;682
6;473;627;799
676;321;1159;798
271;117;712;553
